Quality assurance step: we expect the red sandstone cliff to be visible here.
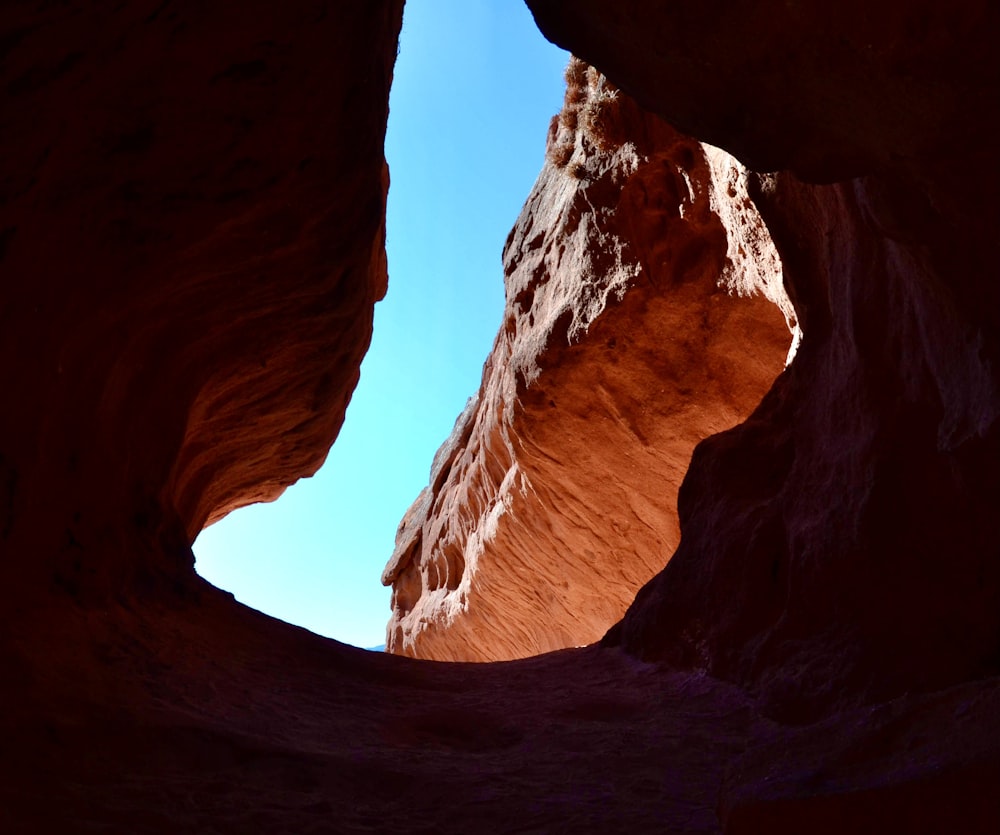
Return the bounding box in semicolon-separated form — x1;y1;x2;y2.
2;1;999;832
528;0;1000;718
529;0;1000;824
383;61;793;661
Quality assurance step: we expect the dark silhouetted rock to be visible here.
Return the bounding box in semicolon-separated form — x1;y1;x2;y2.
2;0;999;831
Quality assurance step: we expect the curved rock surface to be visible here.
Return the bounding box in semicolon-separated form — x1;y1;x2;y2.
2;0;999;832
0;0;400;604
383;62;793;661
528;0;1000;717
526;0;1000;823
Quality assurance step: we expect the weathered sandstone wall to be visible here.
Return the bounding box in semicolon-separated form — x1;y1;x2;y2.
2;0;998;832
527;0;1000;720
383;62;793;661
0;0;402;603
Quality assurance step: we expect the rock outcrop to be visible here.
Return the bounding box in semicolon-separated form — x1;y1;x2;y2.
0;0;400;602
527;0;1000;718
383;61;793;661
525;0;1000;822
2;0;999;832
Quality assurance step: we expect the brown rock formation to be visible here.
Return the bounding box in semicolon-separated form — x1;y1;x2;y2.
0;0;400;602
383;62;793;661
526;0;1000;823
2;0;1000;832
527;0;1000;716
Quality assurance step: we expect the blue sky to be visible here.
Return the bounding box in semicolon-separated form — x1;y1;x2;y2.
193;2;569;648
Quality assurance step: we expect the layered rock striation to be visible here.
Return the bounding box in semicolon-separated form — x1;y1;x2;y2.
528;0;1000;719
525;0;1000;823
0;0;402;603
3;0;1000;832
383;62;793;661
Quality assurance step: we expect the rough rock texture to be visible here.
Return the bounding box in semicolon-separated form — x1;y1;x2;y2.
528;0;1000;714
527;0;1000;822
3;0;1000;832
383;62;792;661
527;0;996;184
719;678;1000;833
0;597;803;834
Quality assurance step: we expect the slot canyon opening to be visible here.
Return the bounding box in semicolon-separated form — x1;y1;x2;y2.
193;1;797;661
380;76;797;661
192;1;571;650
15;3;999;831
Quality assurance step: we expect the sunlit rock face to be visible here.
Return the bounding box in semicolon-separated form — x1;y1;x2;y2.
383;61;793;661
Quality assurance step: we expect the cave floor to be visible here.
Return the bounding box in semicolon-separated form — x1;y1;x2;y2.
2;583;998;833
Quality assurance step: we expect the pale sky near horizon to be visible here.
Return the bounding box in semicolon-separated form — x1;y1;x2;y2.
193;2;569;648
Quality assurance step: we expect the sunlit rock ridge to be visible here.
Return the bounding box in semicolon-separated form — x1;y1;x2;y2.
383;59;793;661
2;1;999;832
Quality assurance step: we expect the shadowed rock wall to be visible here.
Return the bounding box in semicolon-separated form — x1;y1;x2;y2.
526;0;1000;721
383;62;792;661
0;0;402;604
1;0;999;831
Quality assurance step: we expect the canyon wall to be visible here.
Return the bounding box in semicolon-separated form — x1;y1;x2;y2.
2;0;998;832
0;0;402;603
526;0;1000;721
383;61;793;661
